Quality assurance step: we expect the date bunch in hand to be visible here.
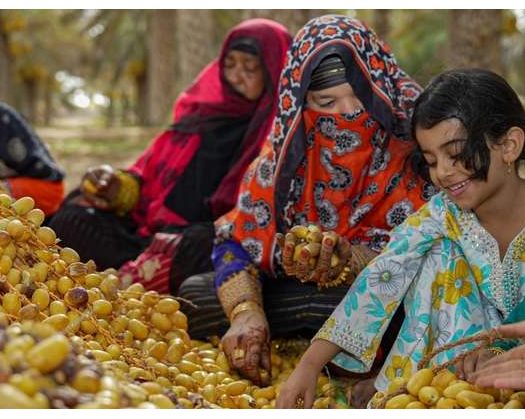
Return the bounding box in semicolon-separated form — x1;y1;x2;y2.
276;224;352;287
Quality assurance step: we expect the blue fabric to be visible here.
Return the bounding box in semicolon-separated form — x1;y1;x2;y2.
503;298;525;324
212;239;260;288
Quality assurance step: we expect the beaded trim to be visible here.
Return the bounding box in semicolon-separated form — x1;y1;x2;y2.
315;317;368;359
458;209;523;317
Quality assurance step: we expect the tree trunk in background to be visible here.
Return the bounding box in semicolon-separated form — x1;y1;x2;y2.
0;26;13;104
146;10;176;126
136;73;148;125
373;10;391;40
447;10;503;74
242;10;331;36
175;10;216;96
43;78;53;125
22;79;38;124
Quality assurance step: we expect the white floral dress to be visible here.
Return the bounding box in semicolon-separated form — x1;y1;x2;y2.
314;192;525;391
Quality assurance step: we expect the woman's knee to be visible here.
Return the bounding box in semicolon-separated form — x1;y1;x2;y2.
177;271;216;299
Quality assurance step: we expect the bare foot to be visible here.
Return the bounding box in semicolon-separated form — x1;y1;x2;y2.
346;376;377;408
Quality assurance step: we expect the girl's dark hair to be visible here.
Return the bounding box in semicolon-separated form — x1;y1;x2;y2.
410;68;525;182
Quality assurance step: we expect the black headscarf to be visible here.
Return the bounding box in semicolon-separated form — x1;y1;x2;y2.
0;102;64;181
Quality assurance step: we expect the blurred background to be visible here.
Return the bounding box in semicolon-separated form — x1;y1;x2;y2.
1;9;524;190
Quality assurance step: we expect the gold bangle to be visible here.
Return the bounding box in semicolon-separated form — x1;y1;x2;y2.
217;268;262;318
229;300;264;322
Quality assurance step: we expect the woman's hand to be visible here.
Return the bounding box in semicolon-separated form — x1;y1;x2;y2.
275;360;319;408
80;164;120;210
221;309;271;386
455;348;494;381
277;226;352;284
472;321;525;389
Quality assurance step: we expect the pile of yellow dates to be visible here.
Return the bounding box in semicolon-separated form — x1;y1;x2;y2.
371;368;525;409
0;195;337;409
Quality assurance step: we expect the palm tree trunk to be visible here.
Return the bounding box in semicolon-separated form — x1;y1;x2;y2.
146;10;176;126
373;10;391;40
135;73;148;125
0;21;14;103
447;10;503;74
23;79;38;124
175;10;216;95
43;78;53;125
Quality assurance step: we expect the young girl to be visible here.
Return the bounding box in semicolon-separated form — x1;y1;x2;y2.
276;68;525;408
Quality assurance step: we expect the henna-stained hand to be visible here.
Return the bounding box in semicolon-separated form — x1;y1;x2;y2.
221;310;271;386
277;227;353;285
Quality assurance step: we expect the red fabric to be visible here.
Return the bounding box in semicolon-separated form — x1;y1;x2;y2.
128;19;291;237
7;177;65;216
119;232;182;294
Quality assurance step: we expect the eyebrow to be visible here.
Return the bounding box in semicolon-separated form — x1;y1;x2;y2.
312;93;336;101
420;138;467;154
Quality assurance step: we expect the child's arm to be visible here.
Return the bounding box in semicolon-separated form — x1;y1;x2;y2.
276;339;340;408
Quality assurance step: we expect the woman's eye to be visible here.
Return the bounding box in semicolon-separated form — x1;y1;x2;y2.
319;101;334;108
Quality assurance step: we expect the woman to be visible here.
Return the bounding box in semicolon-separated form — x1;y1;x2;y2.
0;101;65;216
49;18;292;292
276;69;525;408
178;15;435;388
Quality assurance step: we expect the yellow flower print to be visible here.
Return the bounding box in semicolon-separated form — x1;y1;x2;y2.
406;206;431;227
316;317;336;340
222;251;235;264
362;336;380;363
444;259;472;304
445;211;461;241
406;214;422;227
385;301;398;316
385;355;413;382
431;271;447;310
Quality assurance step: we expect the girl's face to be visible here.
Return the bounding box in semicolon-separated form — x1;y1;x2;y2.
416;118;508;212
305;83;364;114
223;50;265;101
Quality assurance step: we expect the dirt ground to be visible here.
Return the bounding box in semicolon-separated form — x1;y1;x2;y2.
37;122;162;193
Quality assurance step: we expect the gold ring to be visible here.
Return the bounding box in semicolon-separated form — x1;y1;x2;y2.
232;348;245;361
295;396;304;408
